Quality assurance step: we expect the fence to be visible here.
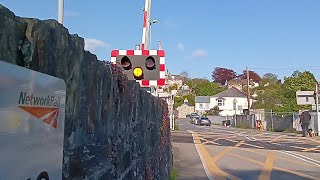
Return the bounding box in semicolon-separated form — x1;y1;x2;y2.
231;111;318;133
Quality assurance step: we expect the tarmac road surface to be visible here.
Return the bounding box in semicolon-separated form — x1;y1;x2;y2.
172;118;320;180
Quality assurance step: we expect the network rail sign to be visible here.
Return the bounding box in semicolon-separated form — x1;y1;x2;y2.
0;60;66;180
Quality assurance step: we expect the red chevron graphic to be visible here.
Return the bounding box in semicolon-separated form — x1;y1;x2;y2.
19;106;59;128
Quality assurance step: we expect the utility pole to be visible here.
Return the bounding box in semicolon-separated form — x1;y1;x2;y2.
316;83;319;136
246;66;251;115
58;0;64;24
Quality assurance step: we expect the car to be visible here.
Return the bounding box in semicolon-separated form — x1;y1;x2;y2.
199;117;211;126
190;113;200;119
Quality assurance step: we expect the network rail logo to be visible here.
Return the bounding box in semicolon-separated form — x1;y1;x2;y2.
18;91;61;128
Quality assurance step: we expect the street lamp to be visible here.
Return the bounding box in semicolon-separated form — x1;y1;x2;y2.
58;0;64;24
149;19;159;49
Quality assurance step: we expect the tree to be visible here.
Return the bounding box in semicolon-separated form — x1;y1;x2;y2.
205;106;222;116
259;73;279;87
263;73;278;81
180;71;189;84
211;67;237;84
240;70;261;83
173;94;195;108
283;71;317;98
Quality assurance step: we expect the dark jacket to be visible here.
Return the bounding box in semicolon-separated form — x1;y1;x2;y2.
300;111;311;125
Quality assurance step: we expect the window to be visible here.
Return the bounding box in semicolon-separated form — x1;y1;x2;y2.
199;103;204;109
217;99;225;106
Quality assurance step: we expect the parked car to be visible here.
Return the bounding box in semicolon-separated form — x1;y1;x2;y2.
190;113;200;119
199;117;211;126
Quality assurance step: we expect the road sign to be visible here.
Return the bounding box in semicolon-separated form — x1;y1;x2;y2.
296;91;316;105
0;60;66;180
111;49;166;87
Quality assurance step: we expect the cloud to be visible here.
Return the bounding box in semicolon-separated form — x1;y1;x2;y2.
65;10;80;17
84;38;111;52
192;49;208;58
177;43;185;51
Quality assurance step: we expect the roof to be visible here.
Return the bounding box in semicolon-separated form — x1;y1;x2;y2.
167;74;184;81
228;78;255;85
195;96;210;103
212;87;247;98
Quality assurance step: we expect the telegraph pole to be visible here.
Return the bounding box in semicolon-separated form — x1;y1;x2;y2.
316;83;319;136
246;66;251;115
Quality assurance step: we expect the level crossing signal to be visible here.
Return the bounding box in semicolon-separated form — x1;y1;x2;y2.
111;49;166;87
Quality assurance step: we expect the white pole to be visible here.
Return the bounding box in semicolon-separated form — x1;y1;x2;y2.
58;0;64;24
316;83;319;136
149;21;152;49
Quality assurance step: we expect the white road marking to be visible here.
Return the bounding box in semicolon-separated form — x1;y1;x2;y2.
277;150;320;167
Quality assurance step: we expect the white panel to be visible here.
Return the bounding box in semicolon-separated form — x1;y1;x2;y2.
119;50;127;55
150;80;157;86
160;71;166;78
136;80;142;86
142;28;146;43
296;91;316;105
160;57;165;64
110;57;116;63
149;50;157;55
0;60;66;180
134;50;142;55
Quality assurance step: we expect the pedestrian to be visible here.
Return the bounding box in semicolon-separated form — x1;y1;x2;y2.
299;109;312;137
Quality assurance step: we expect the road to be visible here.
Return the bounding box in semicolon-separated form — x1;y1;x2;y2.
172;118;320;180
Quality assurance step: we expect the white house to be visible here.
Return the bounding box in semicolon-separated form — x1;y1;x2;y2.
195;96;211;115
195;87;253;116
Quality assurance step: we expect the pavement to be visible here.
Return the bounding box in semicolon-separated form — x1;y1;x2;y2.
172;118;320;180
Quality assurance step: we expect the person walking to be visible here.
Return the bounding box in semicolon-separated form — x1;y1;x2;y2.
299;109;312;137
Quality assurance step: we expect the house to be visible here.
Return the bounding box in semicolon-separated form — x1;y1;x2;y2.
177;99;195;118
195;87;253;116
166;74;184;88
194;96;211;115
227;78;259;92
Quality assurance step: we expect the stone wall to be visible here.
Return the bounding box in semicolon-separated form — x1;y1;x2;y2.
0;5;171;180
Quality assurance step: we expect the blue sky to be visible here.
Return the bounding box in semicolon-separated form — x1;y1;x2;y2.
1;0;320;80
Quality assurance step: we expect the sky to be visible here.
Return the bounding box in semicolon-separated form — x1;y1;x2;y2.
1;0;320;81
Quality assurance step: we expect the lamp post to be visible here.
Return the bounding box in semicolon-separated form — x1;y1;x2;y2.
58;0;64;24
149;19;159;49
233;98;237;127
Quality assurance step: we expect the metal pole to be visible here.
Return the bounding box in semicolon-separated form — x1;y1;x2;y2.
246;66;251;115
316;83;319;136
149;21;152;49
58;0;64;24
271;109;273;131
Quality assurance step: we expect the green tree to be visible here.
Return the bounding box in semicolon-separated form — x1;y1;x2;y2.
283;71;317;98
252;70;316;112
205;106;222;116
186;78;226;96
174;94;195;108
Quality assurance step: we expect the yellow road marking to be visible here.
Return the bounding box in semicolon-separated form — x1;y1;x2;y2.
202;141;221;145
237;147;320;168
301;148;318;152
235;141;245;147
258;152;275;180
190;131;241;180
229;153;320;180
212;146;235;162
269;135;286;143
240;142;264;149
